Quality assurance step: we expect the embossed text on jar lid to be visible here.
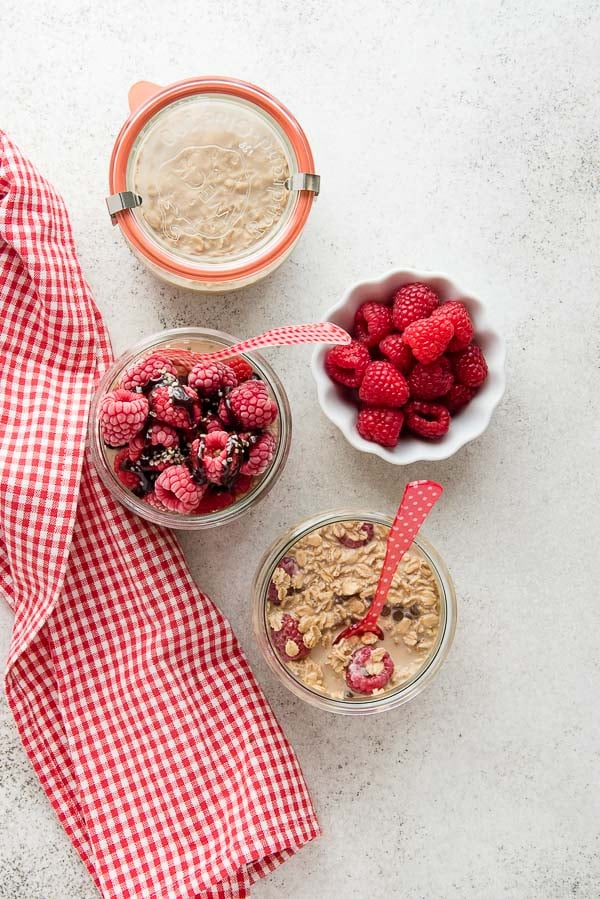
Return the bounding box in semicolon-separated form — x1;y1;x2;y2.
107;78;319;289
125;93;297;266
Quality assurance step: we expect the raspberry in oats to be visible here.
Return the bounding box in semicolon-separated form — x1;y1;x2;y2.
345;645;394;694
254;513;456;712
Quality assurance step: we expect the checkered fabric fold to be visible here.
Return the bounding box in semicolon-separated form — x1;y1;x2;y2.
0;132;319;899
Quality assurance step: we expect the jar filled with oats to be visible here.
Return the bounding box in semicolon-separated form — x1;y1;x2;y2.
252;510;456;715
107;77;320;291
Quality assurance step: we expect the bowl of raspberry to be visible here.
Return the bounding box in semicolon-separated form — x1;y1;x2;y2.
252;509;456;714
89;328;291;529
311;269;506;463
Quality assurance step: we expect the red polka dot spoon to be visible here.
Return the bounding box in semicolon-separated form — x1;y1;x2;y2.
332;480;443;645
158;322;350;370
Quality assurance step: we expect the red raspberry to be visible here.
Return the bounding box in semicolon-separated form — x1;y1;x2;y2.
200;430;242;486
128;424;178;462
454;344;488;387
268;556;300;604
139;446;186;472
99;388;149;447
270;614;310;662
345;645;394;694
188;360;237;396
432;301;474;351
356;406;404;447
113;448;140;490
225;355;254;382
353;301;393;347
147;422;179;448
444;383;477;413
324;341;371;388
223;380;278;430
405;401;450;439
358;361;409;407
154;465;206;514
378;334;414;373
402;316;454;364
240;431;277;476
120;352;177;391
144;491;168;512
160;348;197;376
392;282;439;331
408;357;454;400
151;384;200;430
128;432;146;462
336;522;374;548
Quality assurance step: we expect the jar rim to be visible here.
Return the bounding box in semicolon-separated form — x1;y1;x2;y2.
108;77;316;283
252;510;457;715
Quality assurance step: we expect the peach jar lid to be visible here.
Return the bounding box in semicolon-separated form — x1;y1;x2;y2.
107;78;320;283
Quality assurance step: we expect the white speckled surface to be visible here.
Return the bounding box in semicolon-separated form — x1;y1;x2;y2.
1;1;599;897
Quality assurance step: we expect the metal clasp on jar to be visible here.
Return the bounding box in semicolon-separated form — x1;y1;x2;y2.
105;191;143;224
284;173;321;196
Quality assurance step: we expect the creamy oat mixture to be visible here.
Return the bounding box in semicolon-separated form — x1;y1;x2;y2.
131;96;292;262
266;520;442;701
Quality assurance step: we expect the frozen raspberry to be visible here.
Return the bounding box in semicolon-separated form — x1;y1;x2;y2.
392;282;439;331
151;384;200;430
144;491;168;512
240;431;277;476
337;522;374;548
188;360;237;396
444;383;477;413
155;465;206;514
353;301;393;347
345;645;394;694
378;334;414;373
128;432;146;462
200;430;243;486
432;301;474;351
268;556;300;604
137;445;186;472
324;341;371;388
454;344;488;387
358;361;409;408
405;401;450;439
402;316;454;364
223;380;278;430
113;448;140;489
160;348;198;376
225;355;254;382
120;352;177;391
270;614;309;661
356;406;404;447
147;422;179;448
408;357;454;400
200;413;227;433
99;388;149;447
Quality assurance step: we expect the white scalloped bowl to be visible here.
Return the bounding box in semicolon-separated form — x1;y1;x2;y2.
311;269;506;464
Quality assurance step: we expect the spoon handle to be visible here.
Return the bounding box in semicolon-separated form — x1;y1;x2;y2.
364;480;443;628
201;321;351;362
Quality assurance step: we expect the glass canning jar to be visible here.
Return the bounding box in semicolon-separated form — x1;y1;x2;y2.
252;510;456;715
89;327;291;530
106;77;320;292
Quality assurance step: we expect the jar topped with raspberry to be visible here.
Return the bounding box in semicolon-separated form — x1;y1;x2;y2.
89;327;291;529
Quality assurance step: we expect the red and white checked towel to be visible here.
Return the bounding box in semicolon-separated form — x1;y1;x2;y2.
0;132;319;898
